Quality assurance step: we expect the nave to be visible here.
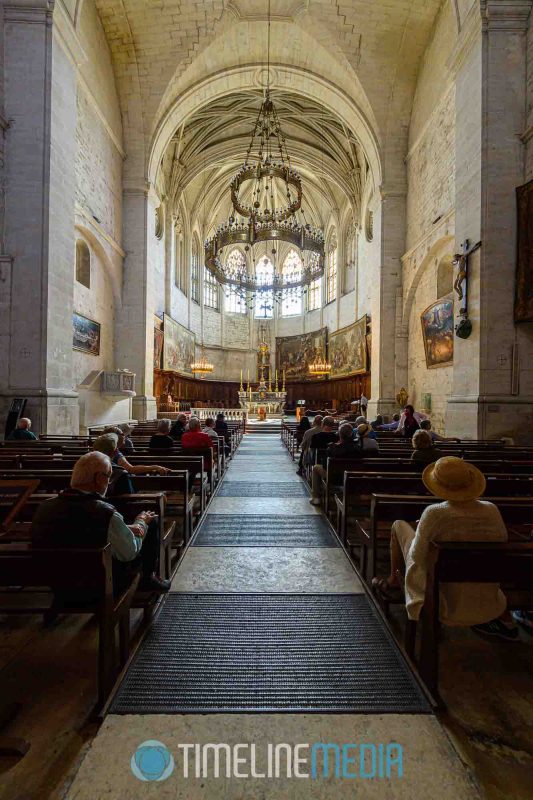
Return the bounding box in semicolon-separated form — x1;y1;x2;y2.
67;432;478;798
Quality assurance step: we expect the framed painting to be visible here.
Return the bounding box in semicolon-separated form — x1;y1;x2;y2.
329;315;368;377
73;312;100;356
276;327;327;381
515;179;533;322
163;313;195;375
420;300;454;369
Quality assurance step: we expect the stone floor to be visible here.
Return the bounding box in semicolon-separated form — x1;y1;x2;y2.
1;434;532;799
65;434;483;799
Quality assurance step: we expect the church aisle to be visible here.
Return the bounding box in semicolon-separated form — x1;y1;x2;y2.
66;432;482;799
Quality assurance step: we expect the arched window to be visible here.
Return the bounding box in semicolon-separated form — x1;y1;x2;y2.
307;276;322;311
326;239;337;303
254;256;274;318
75;240;91;289
191;236;200;304
204;266;219;310
281;250;302;316
224;249;247;314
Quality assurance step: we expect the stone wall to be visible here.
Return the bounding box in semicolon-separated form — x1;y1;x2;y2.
403;0;457;433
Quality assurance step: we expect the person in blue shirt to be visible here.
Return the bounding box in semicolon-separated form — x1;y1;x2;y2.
7;417;37;440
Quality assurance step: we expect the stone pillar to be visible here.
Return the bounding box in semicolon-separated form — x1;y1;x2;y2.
1;0;79;434
116;185;157;421
447;1;533;441
368;188;407;419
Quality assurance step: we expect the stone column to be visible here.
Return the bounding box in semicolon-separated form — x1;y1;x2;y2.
368;188;407;419
116;184;157;421
447;1;533;441
1;0;79;433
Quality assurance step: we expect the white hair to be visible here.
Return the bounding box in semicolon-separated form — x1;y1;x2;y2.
188;417;201;432
71;451;111;488
157;418;171;433
17;417;31;429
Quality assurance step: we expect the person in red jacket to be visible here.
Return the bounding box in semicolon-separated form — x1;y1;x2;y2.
181;417;214;449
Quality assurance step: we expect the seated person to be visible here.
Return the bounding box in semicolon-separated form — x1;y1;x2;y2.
93;433;135;496
214;412;230;441
31;451;170;592
378;413;401;431
203;417;230;457
102;427;169;475
7;417;37;440
397;404;426;437
297;414;323;475
118;423;135;453
296;414;312;443
182;417;214;450
310;423;361;505
410;430;443;466
420;418;461;443
307;416;338;466
170;413;188;441
355;422;380;454
372;457;518;641
370;414;384;430
149;419;175;450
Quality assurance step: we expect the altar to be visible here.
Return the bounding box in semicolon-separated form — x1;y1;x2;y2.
238;388;287;416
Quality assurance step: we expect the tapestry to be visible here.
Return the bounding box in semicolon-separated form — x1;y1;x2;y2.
163;314;195;374
276;327;327;381
154;327;164;370
72;312;100;356
515;179;533;322
420;300;454;368
329;316;368;377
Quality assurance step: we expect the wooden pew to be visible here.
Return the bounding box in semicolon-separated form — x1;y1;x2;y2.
335;473;533;556
414;540;533;699
354;493;533;583
0;544;139;710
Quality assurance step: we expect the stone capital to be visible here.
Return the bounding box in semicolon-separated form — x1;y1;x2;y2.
4;0;54;24
481;0;532;31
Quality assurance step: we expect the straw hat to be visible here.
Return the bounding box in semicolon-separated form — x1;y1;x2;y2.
357;422;372;438
422;456;486;502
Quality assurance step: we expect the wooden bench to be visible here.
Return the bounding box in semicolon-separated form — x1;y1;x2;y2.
354;493;533;583
335;473;533;555
0;544;139;715
412;540;533;700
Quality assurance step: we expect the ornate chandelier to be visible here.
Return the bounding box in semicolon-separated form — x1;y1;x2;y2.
308;348;331;376
204;6;324;299
191;344;214;377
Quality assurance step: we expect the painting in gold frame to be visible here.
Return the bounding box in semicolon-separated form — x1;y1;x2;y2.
163;314;195;375
276;327;327;381
420;300;454;369
329;315;368;378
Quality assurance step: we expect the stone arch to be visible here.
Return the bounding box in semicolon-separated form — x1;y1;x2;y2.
73;221;122;309
75;239;91;289
147;65;382;197
402;235;455;329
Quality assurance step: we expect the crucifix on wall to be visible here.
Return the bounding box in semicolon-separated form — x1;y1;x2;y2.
453;238;481;339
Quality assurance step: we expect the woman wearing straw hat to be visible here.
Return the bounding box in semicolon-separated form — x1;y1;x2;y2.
372;456;518;641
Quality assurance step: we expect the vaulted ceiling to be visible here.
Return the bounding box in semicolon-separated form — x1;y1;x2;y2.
158;88;372;235
91;0;448;180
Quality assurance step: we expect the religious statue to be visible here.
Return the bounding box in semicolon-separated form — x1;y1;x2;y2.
452;252;467;301
396;387;408;408
453;239;481;339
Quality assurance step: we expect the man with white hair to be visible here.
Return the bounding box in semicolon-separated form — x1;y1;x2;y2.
7;417;37;441
31;451;170;593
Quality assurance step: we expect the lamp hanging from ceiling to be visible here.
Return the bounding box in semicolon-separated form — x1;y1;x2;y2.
204;1;324;301
308;347;331;377
191;343;214;377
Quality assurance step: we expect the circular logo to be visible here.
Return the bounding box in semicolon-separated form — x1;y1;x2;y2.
130;740;175;782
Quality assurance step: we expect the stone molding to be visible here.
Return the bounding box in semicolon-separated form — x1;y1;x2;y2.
480;0;532;31
3;0;54;24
